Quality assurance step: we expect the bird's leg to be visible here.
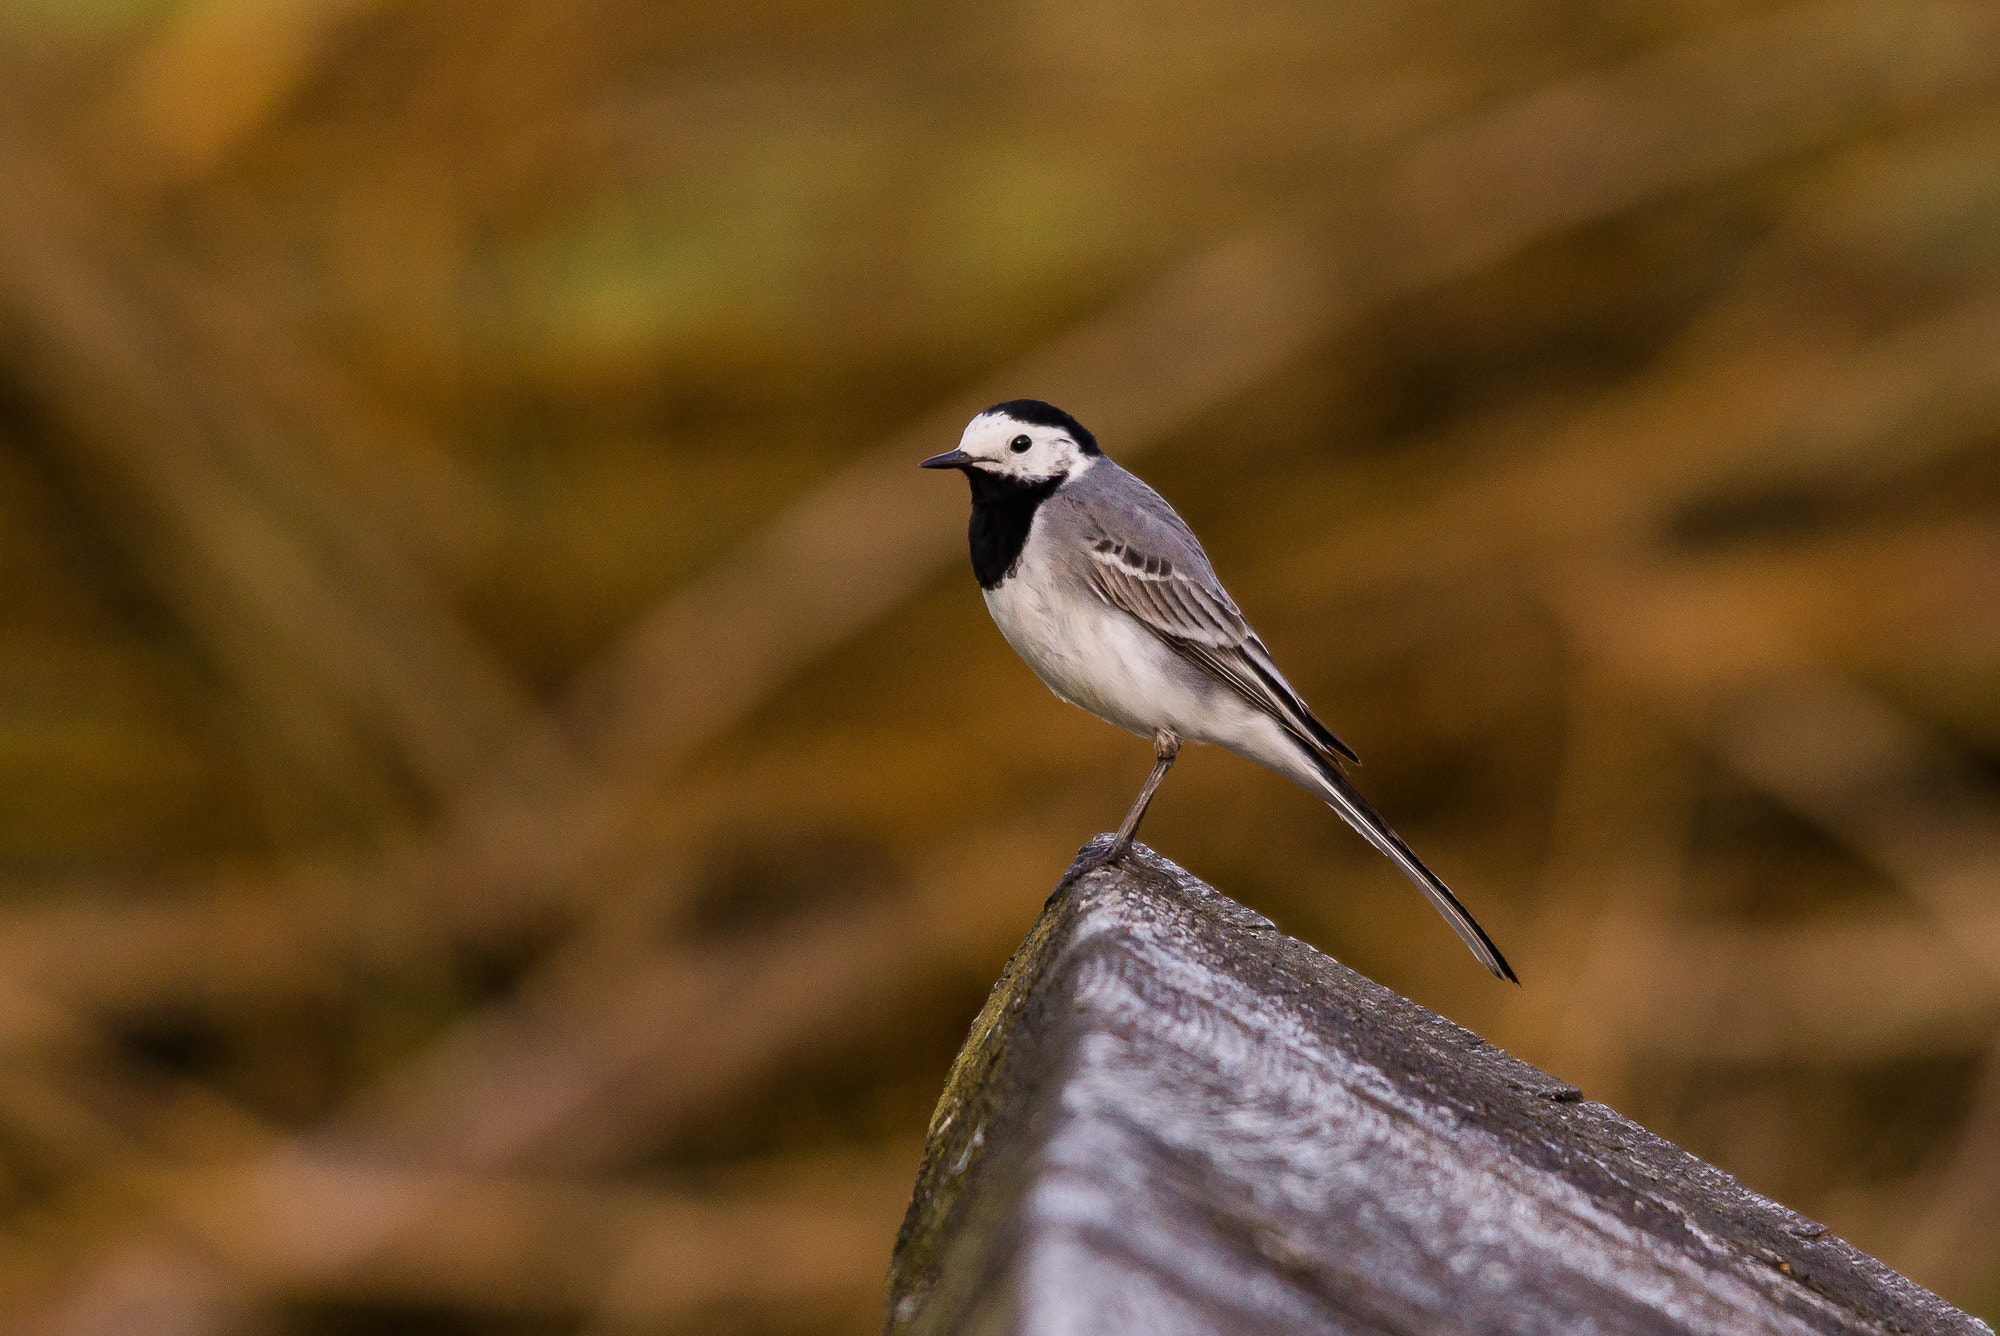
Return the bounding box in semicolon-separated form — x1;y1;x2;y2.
1051;729;1181;900
1105;726;1181;863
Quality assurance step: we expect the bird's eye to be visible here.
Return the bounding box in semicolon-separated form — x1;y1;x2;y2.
1009;434;1032;453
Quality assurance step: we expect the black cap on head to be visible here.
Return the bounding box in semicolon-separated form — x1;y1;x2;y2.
982;399;1101;456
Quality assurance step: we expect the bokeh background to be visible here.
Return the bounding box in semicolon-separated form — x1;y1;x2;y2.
1;0;1998;1331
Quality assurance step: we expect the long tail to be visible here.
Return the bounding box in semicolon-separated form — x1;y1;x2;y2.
1306;757;1517;983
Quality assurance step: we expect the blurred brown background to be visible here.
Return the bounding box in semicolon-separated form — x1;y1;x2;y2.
0;0;1998;1332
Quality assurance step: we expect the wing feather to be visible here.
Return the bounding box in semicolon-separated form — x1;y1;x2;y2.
1085;538;1358;765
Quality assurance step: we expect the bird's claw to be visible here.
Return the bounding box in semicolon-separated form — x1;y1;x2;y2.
1047;839;1130;905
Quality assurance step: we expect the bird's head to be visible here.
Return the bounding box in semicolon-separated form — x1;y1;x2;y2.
921;400;1101;487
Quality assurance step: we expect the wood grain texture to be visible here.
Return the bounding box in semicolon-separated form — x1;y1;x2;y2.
885;840;1991;1336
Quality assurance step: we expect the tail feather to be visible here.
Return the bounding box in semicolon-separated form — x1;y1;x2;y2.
1308;759;1517;983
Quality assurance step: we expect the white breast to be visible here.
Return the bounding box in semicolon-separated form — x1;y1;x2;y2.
982;521;1207;741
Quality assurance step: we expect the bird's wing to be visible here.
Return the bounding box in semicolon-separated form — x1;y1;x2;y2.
1070;483;1357;766
1060;468;1512;979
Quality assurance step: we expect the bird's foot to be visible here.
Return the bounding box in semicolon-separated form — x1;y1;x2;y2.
1046;836;1132;905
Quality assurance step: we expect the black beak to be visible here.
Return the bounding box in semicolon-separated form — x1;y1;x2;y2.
920;448;976;470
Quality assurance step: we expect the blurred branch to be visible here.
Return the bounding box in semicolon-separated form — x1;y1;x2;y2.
0;118;549;806
1497;670;1698;1103
9;823;1060;1336
149;1149;911;1326
327;821;1058;1168
0;890;343;1018
1572;572;2000;975
1283;285;2000;609
1360;0;2000;294
100;0;396;193
1893;1043;2000;1298
1563;564;2000;1299
1715;679;2000;972
1605;914;2000;1065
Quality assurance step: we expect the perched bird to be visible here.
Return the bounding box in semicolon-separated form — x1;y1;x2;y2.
923;399;1516;981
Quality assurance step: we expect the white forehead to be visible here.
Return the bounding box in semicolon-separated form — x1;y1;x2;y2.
959;411;1080;456
964;411;1031;443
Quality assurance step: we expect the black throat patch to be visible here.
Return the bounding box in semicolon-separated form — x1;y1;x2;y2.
965;469;1063;589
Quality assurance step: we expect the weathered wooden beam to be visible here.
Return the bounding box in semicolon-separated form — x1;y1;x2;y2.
885;841;1990;1336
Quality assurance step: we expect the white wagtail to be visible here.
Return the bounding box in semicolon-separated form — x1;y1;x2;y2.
922;399;1516;981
